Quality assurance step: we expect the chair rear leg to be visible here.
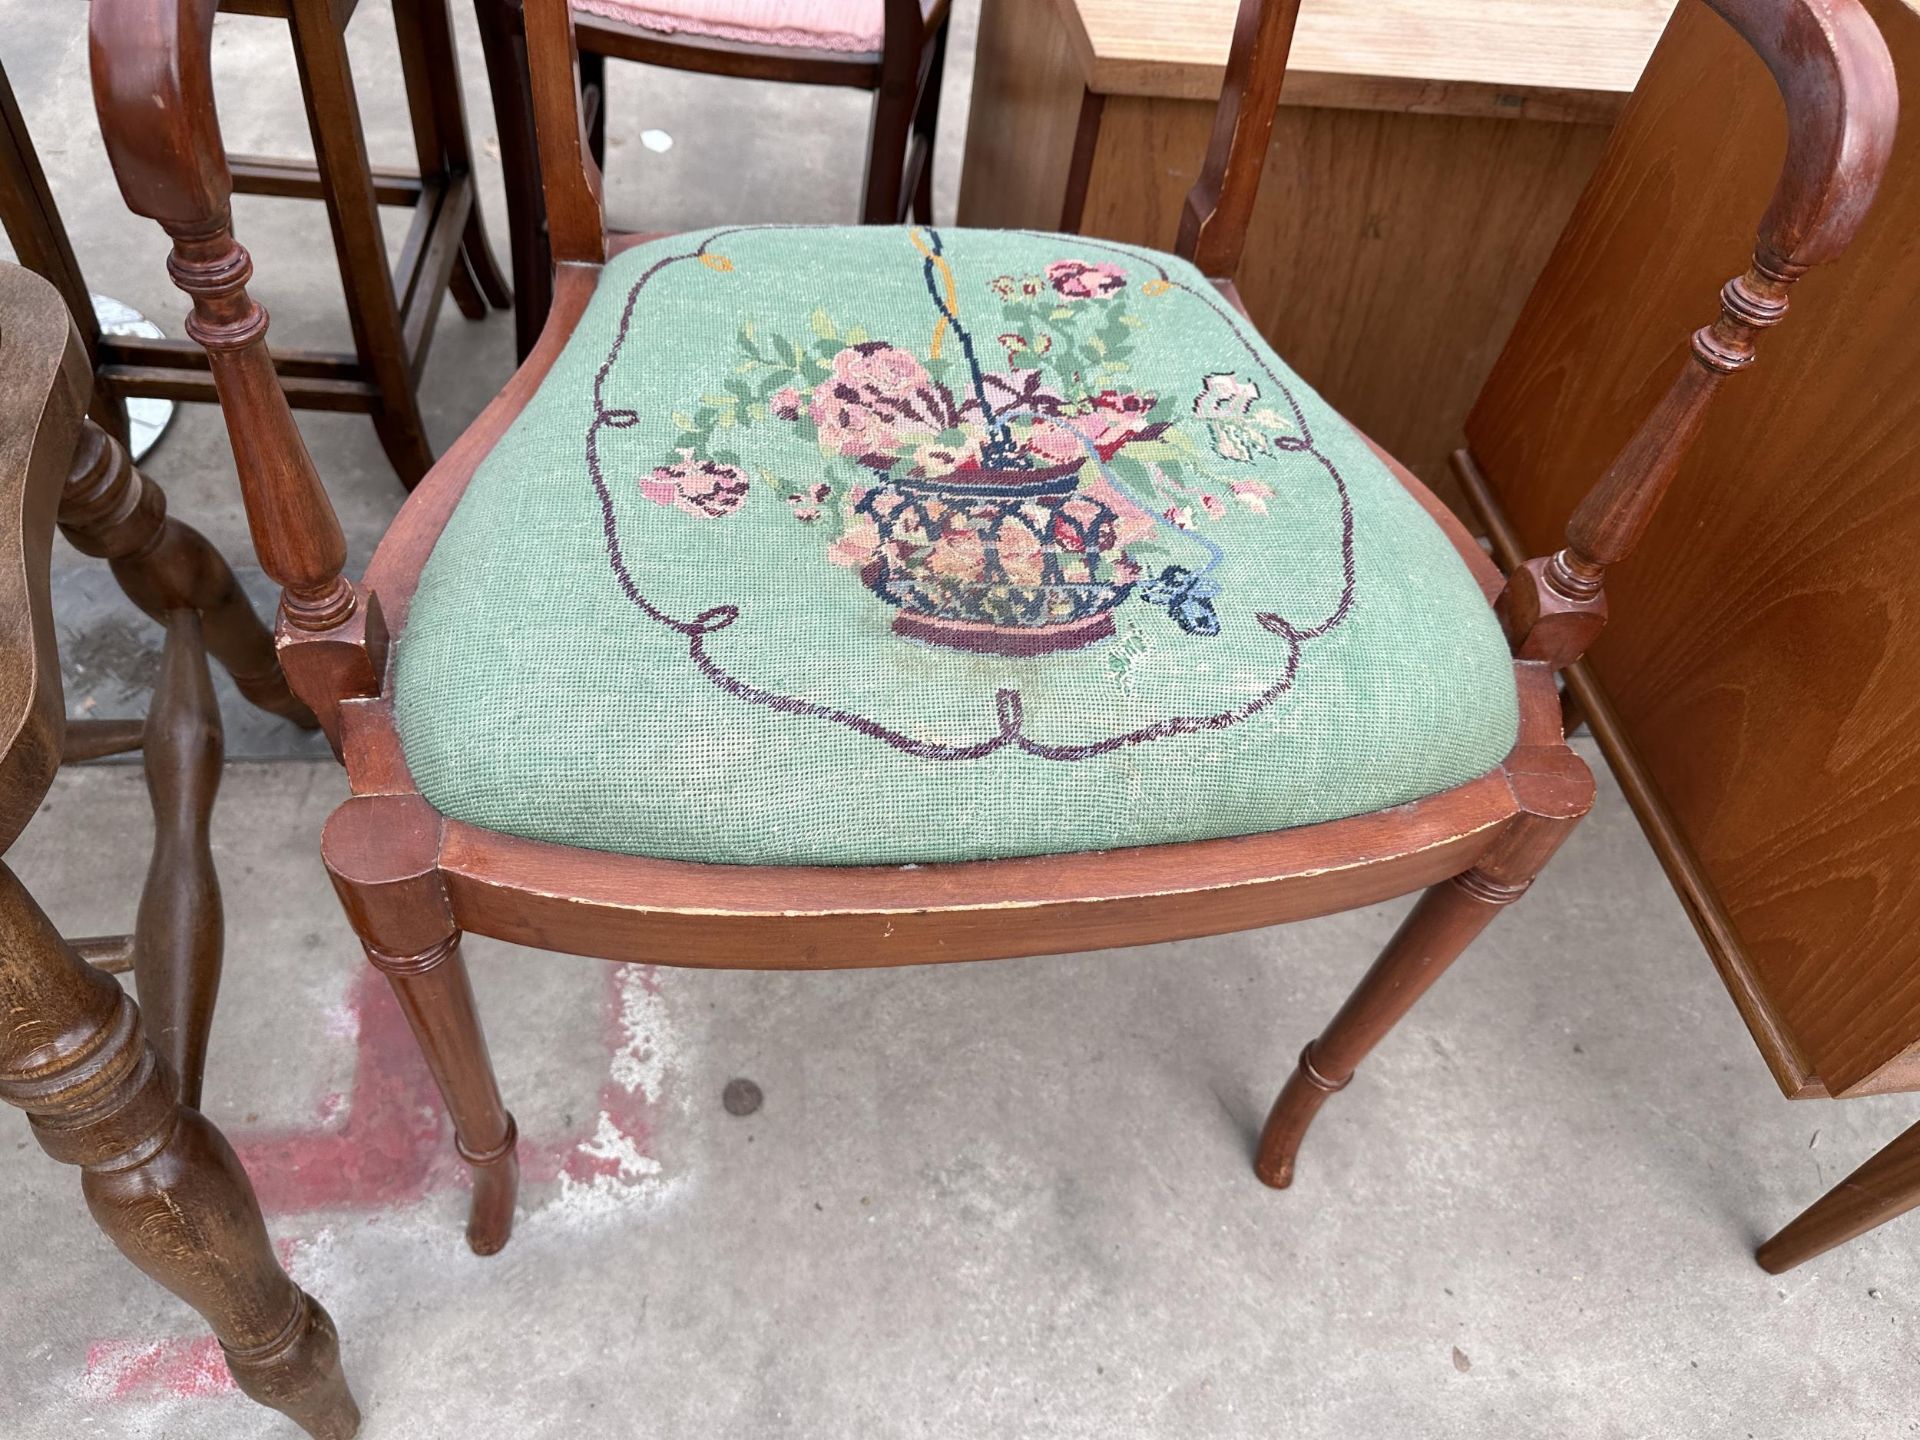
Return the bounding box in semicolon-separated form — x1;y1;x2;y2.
323;794;519;1254
1259;747;1593;1188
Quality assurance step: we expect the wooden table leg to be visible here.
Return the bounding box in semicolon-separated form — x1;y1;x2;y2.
285;0;436;487
0;861;360;1440
392;0;513;318
1757;1118;1920;1273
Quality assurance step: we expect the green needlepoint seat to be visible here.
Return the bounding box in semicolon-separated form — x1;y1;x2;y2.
394;226;1521;867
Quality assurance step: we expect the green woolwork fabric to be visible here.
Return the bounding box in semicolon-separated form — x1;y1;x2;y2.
395;227;1520;866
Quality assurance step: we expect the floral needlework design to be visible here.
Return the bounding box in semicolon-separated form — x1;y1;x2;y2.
581;227;1360;763
643;231;1302;654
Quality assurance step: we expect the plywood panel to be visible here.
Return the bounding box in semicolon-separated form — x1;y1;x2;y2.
1081;95;1608;496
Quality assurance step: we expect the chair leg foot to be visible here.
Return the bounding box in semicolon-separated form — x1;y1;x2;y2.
224;1291;362;1440
459;1116;521;1256
324;795;519;1253
1254;1043;1350;1188
1253;746;1591;1190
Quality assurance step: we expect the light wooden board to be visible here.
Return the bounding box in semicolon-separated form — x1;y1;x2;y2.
1054;0;1678;117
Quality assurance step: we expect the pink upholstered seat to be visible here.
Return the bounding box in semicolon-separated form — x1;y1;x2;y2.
569;0;907;53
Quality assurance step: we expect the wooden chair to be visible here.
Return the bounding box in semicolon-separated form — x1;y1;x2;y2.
89;0;1894;1273
473;0;952;358
1;1;511;490
0;262;358;1440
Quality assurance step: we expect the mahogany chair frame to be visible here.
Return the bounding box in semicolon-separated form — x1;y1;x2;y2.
0;1;511;489
474;0;952;358
90;0;1894;1270
0;262;358;1440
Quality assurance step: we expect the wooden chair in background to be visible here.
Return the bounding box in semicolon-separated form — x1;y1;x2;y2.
87;0;1891;1285
0;262;358;1440
473;0;952;358
2;1;510;490
1457;0;1920;1273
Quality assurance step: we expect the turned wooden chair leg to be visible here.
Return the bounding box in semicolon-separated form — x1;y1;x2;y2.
323;794;519;1253
0;863;360;1440
1756;1116;1920;1273
58;420;317;730
130;610;224;1107
1258;748;1593;1189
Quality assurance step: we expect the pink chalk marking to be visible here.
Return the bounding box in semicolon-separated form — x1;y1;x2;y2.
85;965;670;1410
83;1337;236;1401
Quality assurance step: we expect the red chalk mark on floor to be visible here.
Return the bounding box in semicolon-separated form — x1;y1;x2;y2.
83;1337;237;1400
82;964;671;1411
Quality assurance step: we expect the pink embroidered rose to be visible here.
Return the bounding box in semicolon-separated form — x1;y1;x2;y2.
1023;419;1086;466
641;453;750;519
830;341;930;400
770;386;805;420
914;431;984;478
1165;504;1195;531
1047;259;1128;301
828;511;881;569
1200;494;1227;520
1231;478;1275;514
809;389;899;459
1111;553;1144;583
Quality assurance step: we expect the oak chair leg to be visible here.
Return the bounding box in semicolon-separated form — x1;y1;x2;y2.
1756;1117;1920;1273
0;864;359;1440
131;610;224;1108
323;794;519;1253
58;420;317;730
1258;749;1592;1189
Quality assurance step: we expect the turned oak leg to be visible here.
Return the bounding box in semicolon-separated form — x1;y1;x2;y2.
323;794;518;1253
0;863;359;1440
1258;749;1592;1189
58;421;316;729
1757;1117;1920;1273
131;610;223;1108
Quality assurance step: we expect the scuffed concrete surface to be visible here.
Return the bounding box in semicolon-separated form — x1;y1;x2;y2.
3;0;1918;1435
3;758;1918;1438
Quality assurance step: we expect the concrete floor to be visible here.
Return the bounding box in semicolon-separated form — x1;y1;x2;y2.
3;4;1919;1438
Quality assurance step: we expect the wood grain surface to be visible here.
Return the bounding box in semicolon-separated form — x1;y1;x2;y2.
1467;0;1920;1100
1054;0;1676;117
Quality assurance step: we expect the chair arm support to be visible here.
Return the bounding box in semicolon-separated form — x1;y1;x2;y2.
1498;0;1898;669
88;0;370;718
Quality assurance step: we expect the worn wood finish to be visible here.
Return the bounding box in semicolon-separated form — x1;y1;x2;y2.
0;262;359;1440
11;3;504;491
1464;0;1915;1267
476;0;954;357
95;0;1891;1284
1055;0;1677;111
956;0;1663;503
58;420;315;728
